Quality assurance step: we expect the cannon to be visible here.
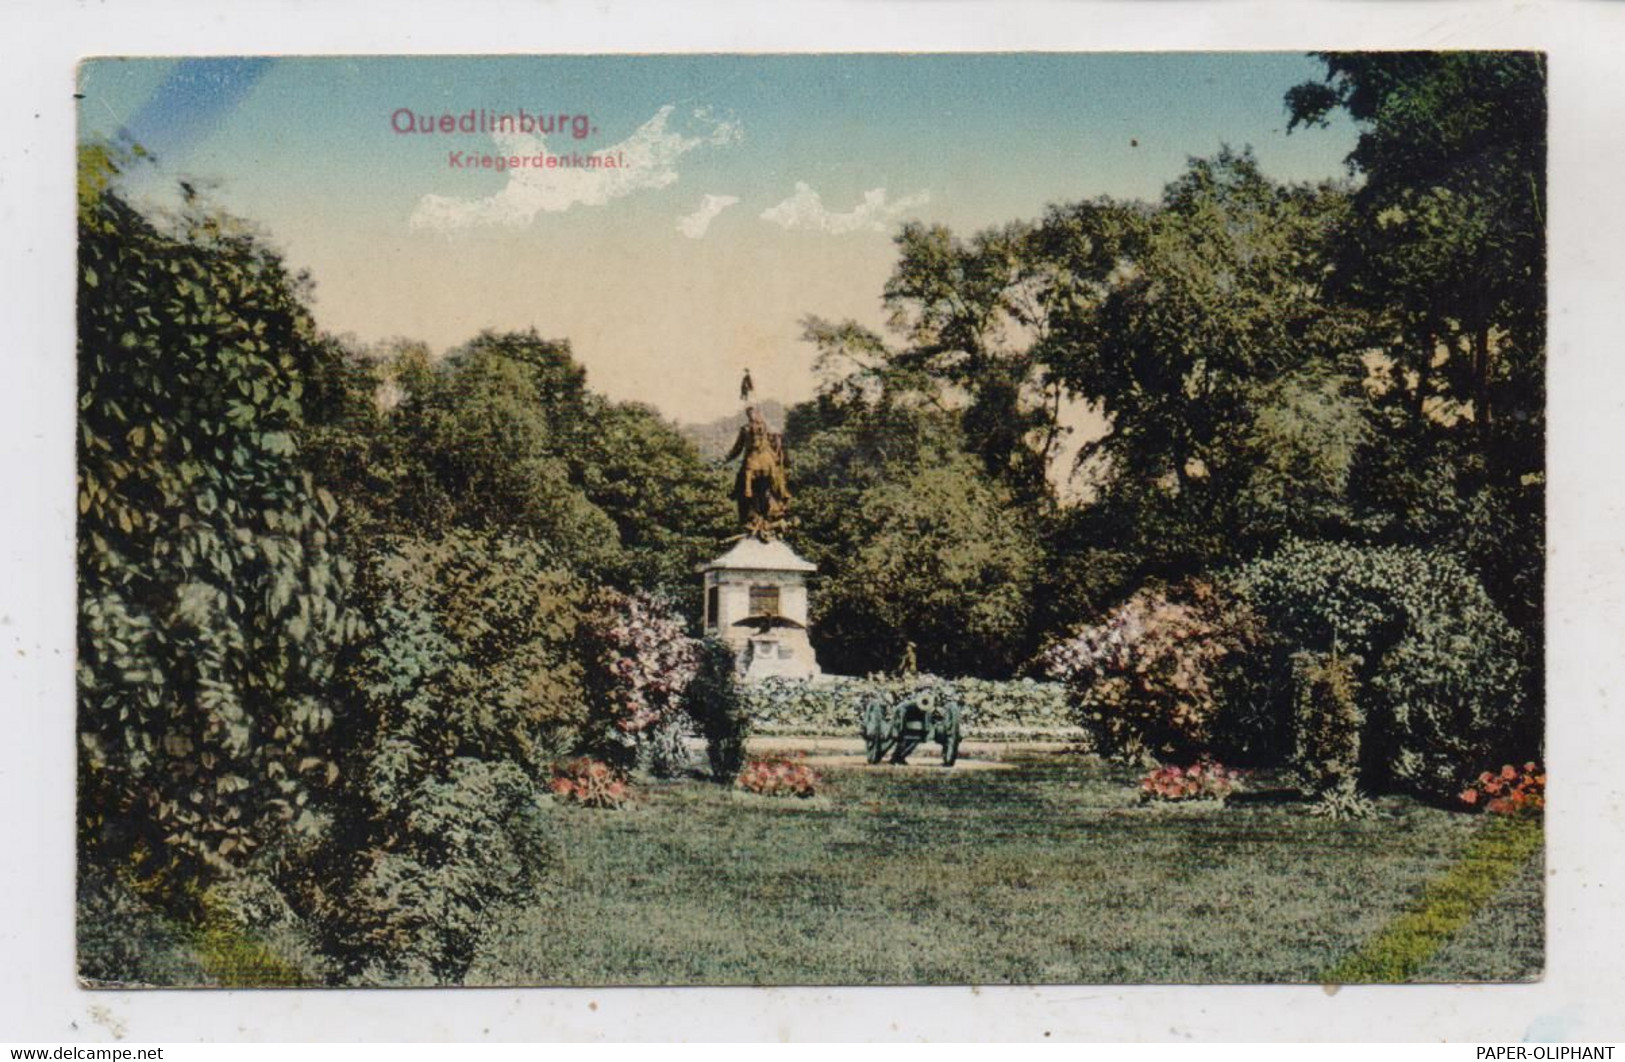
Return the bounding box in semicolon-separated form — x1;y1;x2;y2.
860;688;961;767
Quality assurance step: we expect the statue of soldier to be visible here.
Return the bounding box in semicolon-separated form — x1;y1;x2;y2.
725;405;792;537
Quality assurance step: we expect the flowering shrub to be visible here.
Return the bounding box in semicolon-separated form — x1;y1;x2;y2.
736;755;821;799
579;590;702;767
1042;579;1262;763
1459;762;1544;816
549;758;632;809
1138;761;1245;804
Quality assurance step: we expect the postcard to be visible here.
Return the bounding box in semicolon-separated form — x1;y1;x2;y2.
71;51;1545;991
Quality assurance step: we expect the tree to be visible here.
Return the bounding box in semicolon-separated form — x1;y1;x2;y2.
385;335;623;575
304;331;732;604
1036;149;1371;574
1287;52;1545;442
809;451;1041;677
1287;51;1546;673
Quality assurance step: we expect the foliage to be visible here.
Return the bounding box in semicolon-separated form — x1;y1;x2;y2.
685;638;751;783
1234;539;1530;799
1034;150;1370;572
1307;787;1376;822
76;145;354;900
1287;52;1546;708
736;755;821;799
1042;579;1263;764
317;757;548;985
351;531;589;767
1291;650;1364;798
1137;761;1244;804
549;758;634;809
77;864;211;987
305;331;732;600
296;530;583;983
572;399;736;597
577;590;703;768
741;675;1074;740
1287;52;1546;441
1233;367;1373;547
802;449;1041;676
1460;762;1545;817
341;335;622;575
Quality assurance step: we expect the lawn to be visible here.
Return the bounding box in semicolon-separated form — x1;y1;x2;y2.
464;743;1543;986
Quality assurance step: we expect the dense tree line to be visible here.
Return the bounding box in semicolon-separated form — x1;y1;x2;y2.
788;53;1543;711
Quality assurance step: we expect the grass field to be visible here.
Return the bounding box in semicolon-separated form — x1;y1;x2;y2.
464;743;1543;986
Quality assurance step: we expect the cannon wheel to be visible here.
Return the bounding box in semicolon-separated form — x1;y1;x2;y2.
861;702;890;765
939;708;961;767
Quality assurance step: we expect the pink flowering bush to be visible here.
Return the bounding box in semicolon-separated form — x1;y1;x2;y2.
549;757;633;809
1459;762;1544;816
579;590;702;768
736;755;821;799
1042;579;1262;764
1138;760;1245;804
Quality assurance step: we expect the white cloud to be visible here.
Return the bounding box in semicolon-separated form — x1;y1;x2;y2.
410;106;741;231
759;182;930;235
675;193;740;238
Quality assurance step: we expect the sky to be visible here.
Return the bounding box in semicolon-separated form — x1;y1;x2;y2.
76;54;1359;425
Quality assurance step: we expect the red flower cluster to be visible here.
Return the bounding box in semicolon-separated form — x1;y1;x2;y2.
549;757;632;809
1138;760;1244;803
737;755;821;799
1460;761;1544;816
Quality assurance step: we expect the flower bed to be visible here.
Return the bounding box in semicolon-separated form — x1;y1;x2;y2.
1459;762;1544;816
736;755;821;799
548;758;633;809
741;674;1079;742
1138;761;1245;804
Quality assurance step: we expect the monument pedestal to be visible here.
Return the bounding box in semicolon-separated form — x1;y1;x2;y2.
698;537;821;680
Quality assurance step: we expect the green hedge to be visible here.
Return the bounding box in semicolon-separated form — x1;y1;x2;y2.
741;674;1080;742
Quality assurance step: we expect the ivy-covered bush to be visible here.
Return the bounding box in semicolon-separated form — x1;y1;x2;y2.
1234;539;1530;800
741;674;1075;741
1041;579;1263;764
76;146;355;901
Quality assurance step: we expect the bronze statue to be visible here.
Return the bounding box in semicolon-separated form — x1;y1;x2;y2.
725;405;791;537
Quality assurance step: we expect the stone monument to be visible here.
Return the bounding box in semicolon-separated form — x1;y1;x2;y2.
698;536;821;680
700;378;822;680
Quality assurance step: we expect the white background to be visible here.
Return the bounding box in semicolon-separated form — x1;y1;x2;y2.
2;0;1622;1044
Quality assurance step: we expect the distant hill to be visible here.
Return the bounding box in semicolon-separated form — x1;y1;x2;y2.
679;399;788;460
